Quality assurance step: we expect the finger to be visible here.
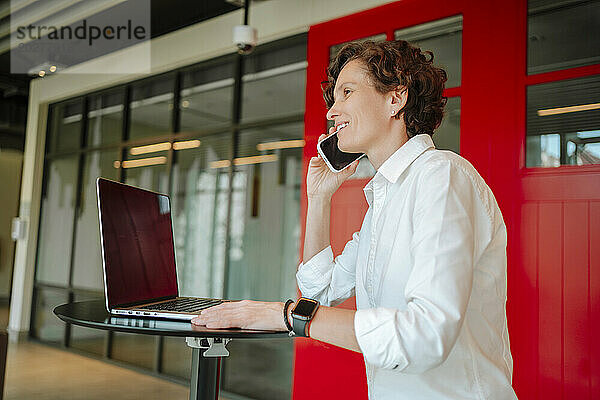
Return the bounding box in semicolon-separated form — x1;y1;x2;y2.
329;126;335;134
319;133;327;141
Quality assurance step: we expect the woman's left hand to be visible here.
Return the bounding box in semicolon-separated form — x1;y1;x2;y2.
191;300;288;331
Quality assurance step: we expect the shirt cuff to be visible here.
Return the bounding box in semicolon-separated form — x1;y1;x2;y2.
296;246;334;287
354;308;408;371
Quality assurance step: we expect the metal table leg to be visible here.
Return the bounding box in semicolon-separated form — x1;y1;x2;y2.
190;348;221;400
186;337;231;400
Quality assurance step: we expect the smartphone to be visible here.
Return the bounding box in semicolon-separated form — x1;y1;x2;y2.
317;126;365;173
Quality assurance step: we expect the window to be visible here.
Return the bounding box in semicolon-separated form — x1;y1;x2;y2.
528;0;600;75
395;15;462;88
526;75;600;167
525;0;600;167
180;58;234;132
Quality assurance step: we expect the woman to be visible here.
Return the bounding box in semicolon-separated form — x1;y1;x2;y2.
192;40;518;399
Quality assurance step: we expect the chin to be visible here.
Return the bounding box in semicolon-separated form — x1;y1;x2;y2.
338;138;360;154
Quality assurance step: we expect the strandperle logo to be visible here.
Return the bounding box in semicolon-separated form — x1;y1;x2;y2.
10;0;151;75
15;19;147;46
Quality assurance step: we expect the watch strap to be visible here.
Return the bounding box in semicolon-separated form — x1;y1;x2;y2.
283;299;294;333
292;315;309;337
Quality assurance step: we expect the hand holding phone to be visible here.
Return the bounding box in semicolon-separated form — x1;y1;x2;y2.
306;128;362;199
317;125;365;173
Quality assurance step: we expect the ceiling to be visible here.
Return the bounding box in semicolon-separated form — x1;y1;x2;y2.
0;0;249;151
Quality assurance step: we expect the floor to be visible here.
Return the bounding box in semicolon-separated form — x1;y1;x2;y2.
1;304;212;400
4;341;190;400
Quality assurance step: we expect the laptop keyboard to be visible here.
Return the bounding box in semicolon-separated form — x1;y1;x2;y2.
141;298;223;313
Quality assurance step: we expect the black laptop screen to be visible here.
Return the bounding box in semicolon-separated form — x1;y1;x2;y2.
97;179;178;308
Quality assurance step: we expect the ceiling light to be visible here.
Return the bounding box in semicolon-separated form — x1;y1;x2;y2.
256;139;305;151
210;154;278;169
173;139;201;150
114;156;167;169
538;102;600;117
130;142;171;155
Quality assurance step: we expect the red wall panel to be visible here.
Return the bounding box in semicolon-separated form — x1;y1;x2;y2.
537;203;563;400
515;202;539;399
563;202;590;399
591;201;600;397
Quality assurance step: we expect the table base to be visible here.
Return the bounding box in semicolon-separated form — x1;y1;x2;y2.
190;348;221;400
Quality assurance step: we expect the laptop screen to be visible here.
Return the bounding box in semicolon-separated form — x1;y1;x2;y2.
97;178;178;309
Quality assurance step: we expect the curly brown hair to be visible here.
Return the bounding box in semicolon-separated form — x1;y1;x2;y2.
322;40;448;138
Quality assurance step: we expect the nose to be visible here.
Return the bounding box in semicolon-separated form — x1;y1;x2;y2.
326;103;339;122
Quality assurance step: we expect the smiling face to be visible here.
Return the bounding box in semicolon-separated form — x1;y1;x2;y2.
325;59;403;157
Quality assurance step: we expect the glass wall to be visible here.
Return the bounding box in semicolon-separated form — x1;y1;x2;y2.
527;0;600;75
180;59;234;132
395;15;462;155
526;0;600;167
129;76;175;141
220;121;303;399
395;15;462;88
526;75;600;167
31;34;307;399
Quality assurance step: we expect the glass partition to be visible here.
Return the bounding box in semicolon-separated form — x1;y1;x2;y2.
170;134;231;299
162;132;231;381
87;90;124;147
180;59;234;133
31;287;68;344
69;292;106;356
47;100;83;153
220;121;302;399
329;33;387;60
241;65;306;123
526;74;600;167
122;145;171;193
227;121;303;301
71;149;121;290
111;332;158;370
35;155;79;286
161;337;191;380
434;97;461;154
528;0;600;75
395;15;462;89
130;76;175;141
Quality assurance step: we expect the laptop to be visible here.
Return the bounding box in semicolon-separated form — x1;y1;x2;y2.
96;177;228;321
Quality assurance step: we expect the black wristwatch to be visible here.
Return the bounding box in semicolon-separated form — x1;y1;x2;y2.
290;297;320;337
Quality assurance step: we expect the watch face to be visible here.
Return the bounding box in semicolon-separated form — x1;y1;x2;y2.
293;299;318;317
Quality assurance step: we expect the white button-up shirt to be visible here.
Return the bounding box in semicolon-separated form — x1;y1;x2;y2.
297;134;518;399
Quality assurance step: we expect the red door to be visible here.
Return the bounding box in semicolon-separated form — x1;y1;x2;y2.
296;1;600;399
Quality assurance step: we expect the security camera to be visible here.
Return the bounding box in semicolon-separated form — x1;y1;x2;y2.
233;25;257;55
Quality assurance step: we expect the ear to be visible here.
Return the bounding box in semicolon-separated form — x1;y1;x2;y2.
389;86;408;117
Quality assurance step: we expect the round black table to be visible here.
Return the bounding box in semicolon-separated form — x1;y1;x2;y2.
54;300;289;400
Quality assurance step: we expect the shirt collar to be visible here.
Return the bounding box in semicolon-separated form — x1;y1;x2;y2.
377;134;435;184
362;134;435;205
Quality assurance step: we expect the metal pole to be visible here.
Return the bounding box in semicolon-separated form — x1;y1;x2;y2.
189;348;221;400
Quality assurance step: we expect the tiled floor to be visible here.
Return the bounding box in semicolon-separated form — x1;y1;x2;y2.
4;341;190;400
